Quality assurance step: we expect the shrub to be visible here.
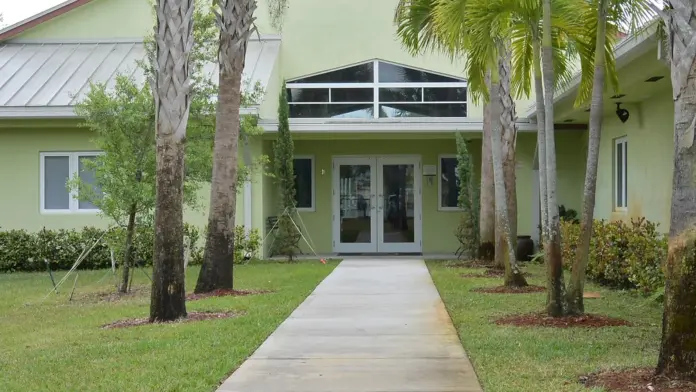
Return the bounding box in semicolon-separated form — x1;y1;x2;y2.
0;225;202;273
559;217;667;294
233;226;262;264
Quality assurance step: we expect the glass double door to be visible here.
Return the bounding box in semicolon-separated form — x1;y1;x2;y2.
333;156;421;253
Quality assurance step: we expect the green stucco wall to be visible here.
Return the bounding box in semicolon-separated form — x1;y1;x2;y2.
12;0;153;41
594;86;674;230
259;132;584;256
0;127;243;234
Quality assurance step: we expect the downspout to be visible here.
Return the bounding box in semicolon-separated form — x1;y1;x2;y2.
242;134;252;236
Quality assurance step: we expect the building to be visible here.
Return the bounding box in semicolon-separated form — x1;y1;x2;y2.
0;0;670;257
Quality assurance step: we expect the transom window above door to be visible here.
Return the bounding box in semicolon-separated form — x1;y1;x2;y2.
286;60;467;119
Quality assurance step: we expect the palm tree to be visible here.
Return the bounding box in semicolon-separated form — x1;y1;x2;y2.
647;0;696;381
150;0;195;322
566;0;651;315
195;0;287;294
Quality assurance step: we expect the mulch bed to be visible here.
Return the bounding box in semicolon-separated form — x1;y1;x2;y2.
472;285;546;294
461;269;533;278
496;312;632;328
581;368;696;391
446;260;496;269
186;288;273;301
102;311;243;329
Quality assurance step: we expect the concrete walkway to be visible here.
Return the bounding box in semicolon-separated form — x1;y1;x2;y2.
217;259;483;392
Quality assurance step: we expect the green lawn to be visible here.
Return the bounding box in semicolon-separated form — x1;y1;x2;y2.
0;260;338;392
427;262;663;392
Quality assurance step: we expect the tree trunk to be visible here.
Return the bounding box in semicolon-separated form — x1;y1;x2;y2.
479;70;495;262
498;48;528;287
118;203;138;294
195;0;256;294
541;0;566;317
149;0;194;322
656;3;696;378
566;0;607;315
500;45;518;263
533;37;549;245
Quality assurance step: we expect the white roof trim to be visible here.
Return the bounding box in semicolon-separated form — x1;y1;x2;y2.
523;22;659;119
259;118;539;133
0;105;258;119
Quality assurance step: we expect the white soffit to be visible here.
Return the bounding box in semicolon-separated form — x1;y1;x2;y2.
0;37;280;118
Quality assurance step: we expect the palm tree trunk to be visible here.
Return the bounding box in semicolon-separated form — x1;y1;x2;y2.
479;69;496;261
656;3;696;378
500;44;518;263
195;0;256;294
566;0;607;315
533;37;548;245
490;66;526;288
149;0;194;322
541;0;565;317
118;202;138;294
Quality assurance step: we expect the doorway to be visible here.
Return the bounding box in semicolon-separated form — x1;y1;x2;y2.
332;156;422;253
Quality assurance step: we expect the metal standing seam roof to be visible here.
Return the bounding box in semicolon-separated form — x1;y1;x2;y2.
0;38;281;117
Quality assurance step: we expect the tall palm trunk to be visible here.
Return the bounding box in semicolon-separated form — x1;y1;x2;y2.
541;0;565;317
533;38;548;244
566;0;607;315
479;70;496;262
490;66;526;287
500;45;518;264
195;0;256;294
656;1;696;379
150;0;195;323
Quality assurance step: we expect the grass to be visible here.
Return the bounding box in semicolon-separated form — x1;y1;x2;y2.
427;261;664;392
0;260;338;392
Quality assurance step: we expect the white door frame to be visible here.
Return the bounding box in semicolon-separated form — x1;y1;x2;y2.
332;155;422;253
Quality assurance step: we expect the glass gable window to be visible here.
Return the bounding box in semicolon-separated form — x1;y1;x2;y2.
286;60;467;119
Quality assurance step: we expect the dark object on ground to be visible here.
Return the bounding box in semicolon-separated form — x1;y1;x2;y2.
581;368;696;391
186;288;273;301
472;285;545;294
516;235;535;261
496;312;631;328
102;311;242;329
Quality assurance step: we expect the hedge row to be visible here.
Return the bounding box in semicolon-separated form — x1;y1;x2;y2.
0;225;202;273
560;218;668;294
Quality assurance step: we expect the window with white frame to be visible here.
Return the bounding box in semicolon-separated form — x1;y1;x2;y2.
293;156;314;210
614;137;628;210
285;60;468;119
40;152;103;212
439;155;460;210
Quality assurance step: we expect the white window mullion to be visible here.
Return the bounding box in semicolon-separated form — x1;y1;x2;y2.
69;153;79;211
373;60;379;119
622;140;628;208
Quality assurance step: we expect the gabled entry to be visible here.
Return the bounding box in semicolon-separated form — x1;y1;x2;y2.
332;156;422;253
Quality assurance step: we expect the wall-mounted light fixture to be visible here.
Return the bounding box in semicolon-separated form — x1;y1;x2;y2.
616;103;630;123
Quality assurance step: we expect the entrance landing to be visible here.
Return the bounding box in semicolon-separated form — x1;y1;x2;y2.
216;259;483;392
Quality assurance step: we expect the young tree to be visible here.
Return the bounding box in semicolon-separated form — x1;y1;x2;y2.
271;83;301;259
72;77;156;294
648;0;696;381
455;133;480;258
149;0;195;322
196;0;288;294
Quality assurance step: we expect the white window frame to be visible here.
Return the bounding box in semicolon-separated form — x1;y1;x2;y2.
40;151;102;214
286;60;468;119
614;137;628;211
438;154;461;211
293;155;315;212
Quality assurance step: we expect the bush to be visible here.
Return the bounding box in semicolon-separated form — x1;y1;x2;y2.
233;226;262;264
0;225;202;273
560;217;667;294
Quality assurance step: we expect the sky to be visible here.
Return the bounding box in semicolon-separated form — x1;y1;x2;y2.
1;0;65;27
